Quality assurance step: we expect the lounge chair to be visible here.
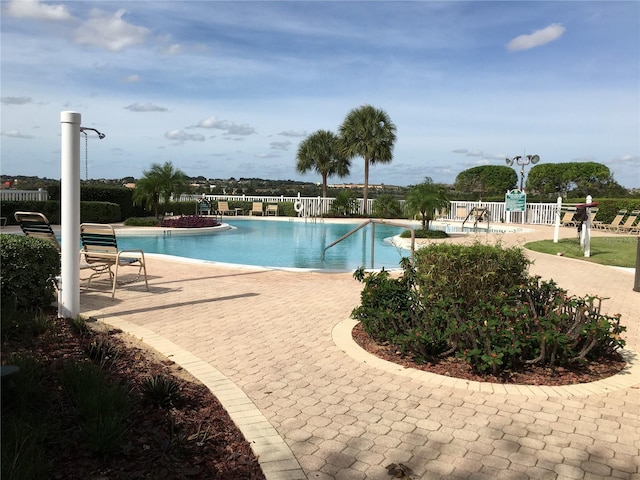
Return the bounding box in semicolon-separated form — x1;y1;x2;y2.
597;209;627;231
15;211;94;277
216;201;235;216
265;204;278;216
560;208;578;227
612;210;639;234
14;211;62;249
80;223;148;298
250;202;264;216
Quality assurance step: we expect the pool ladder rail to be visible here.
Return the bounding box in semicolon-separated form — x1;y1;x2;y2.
461;207;490;231
322;219;415;269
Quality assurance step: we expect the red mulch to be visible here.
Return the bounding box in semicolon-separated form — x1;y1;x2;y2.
1;312;266;480
351;322;626;386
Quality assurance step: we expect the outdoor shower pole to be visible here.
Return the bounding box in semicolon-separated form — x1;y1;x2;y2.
60;111;81;318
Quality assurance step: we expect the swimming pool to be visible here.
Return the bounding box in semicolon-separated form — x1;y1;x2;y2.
115;219;410;271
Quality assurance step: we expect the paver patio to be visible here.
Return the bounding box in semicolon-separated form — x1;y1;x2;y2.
76;224;640;480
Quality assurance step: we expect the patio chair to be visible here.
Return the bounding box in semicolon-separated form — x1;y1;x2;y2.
265;204;278;216
612;210;639;234
216;201;235;216
596;209;627;231
14;211;61;250
560;208;577;227
250;202;264;216
80;223;148;298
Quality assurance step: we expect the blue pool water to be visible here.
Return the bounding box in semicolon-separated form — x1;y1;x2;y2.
115;219;410;271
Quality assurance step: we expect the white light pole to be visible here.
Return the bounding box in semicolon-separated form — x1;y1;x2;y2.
505;154;540;191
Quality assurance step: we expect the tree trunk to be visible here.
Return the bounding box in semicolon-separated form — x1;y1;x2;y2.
363;158;370;215
322;173;328;199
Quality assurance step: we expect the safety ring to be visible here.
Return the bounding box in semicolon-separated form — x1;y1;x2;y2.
294;200;303;213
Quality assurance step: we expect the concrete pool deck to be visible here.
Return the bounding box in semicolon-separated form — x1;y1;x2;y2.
7;222;639;478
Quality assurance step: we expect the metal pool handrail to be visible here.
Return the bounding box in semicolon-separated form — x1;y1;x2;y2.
322;219;416;269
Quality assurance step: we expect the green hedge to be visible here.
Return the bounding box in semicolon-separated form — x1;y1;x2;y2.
0;201;120;224
0;235;60;310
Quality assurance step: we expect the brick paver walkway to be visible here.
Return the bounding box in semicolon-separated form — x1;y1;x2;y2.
78;224;640;480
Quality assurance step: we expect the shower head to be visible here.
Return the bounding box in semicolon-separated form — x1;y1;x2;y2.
80;127;106;139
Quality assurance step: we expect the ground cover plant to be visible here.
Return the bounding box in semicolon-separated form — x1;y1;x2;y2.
1;308;265;480
525;236;636;268
352;243;626;379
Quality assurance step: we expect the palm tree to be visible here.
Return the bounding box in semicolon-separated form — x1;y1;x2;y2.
296;130;350;198
338;105;396;215
133;161;188;218
132;173;163;218
149;161;188;204
405;177;450;230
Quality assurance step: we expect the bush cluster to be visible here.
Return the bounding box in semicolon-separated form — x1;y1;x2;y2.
0;235;60;310
352;243;625;374
160;215;220;228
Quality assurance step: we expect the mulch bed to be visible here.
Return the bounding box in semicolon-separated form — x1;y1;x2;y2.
351;322;626;386
1;312;266;480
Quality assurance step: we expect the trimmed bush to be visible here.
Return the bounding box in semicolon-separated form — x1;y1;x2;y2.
0;235;60;310
352;243;626;374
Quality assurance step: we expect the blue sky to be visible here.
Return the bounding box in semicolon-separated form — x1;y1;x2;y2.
1;0;639;188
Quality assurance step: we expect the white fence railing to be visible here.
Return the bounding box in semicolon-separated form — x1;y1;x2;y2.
1;190;564;225
0;189;49;201
181;194;561;225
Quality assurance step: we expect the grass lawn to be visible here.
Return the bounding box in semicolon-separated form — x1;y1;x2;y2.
524;236;638;268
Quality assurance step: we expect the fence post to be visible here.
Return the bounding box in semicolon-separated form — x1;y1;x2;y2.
634;237;640;292
553;196;562;243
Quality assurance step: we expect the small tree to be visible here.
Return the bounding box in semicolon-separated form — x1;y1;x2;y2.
405;178;449;230
133;162;188;218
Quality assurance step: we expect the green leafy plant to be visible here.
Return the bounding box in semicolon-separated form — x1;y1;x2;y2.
70;315;91;336
0;235;60;310
330;190;358;216
372;194;403;218
84;336;121;370
140;374;183;409
352;243;626;375
60;362;132;456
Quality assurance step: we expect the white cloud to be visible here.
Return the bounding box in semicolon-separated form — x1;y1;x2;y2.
507;23;566;51
163;44;183;55
123;74;140;83
227;124;256;136
164;130;205;142
1;96;33;105
255;152;280;159
270;141;292;151
192;116;256;136
75;8;150;52
125;103;168;112
1;130;35;139
5;0;72;21
278;130;307;138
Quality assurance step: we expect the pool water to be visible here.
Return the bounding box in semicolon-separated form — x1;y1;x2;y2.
115;219;410;271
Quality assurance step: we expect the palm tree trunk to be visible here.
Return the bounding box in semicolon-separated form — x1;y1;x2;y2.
322;173;328;198
363;158;370;215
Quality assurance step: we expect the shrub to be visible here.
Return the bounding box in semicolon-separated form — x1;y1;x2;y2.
352;243;626;374
0;235;60;310
330;190;358;216
124;216;160;226
372;194;403;218
160;215;220;228
400;228;448;239
140;374;183;409
60;362;132;456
